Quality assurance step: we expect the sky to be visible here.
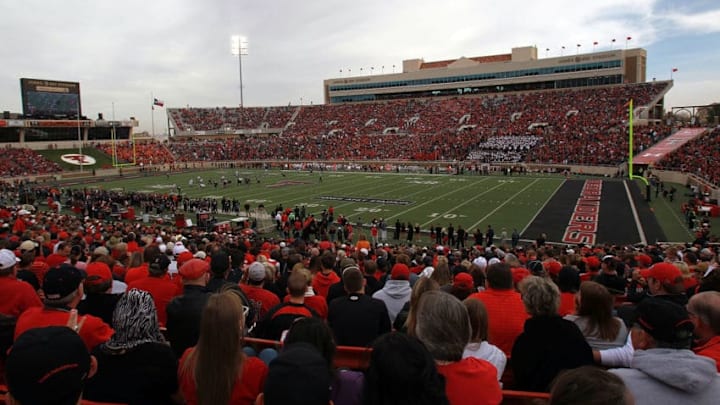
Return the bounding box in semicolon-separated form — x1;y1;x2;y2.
2;0;719;134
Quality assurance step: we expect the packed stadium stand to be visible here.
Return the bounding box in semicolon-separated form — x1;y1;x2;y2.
166;81;672;165
654;127;720;186
0;147;62;176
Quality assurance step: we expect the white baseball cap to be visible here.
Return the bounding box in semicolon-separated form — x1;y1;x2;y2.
0;249;20;270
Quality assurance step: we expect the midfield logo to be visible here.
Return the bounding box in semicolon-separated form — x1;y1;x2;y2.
60;154;97;166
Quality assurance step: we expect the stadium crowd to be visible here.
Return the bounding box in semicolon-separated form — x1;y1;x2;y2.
0;147;62;177
0;179;719;405
655;126;720;187
93;141;175;166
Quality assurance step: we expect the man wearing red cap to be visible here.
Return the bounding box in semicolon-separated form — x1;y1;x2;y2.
166;258;211;359
618;262;688;328
77;261;121;326
372;263;412;324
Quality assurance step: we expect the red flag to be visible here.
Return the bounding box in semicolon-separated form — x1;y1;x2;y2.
672;68;678;72
593;41;598;45
612;38;616;42
626;36;632;40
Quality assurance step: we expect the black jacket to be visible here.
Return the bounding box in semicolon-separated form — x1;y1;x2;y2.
328;293;391;347
165;285;210;358
511;315;594;392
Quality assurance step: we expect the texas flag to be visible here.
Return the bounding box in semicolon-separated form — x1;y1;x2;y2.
153;98;164;107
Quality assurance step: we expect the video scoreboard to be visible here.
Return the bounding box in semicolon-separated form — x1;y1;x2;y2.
20;78;81;118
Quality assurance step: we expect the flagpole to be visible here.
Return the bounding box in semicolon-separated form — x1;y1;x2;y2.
77;102;83;173
151;92;156;138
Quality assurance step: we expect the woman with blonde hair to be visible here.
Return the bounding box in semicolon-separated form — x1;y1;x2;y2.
429;256;452;287
178;290;267;405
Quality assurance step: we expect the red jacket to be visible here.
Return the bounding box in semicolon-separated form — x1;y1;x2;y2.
15;307;113;351
694;335;720;372
312;271;340;298
0;276;42;317
437;357;502;405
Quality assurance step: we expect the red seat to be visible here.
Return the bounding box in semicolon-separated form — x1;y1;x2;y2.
501;389;550;404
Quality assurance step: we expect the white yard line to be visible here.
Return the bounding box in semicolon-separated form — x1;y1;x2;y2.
624;181;647;245
467;178;541;230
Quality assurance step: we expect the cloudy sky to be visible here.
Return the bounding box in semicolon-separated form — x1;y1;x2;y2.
2;0;719;134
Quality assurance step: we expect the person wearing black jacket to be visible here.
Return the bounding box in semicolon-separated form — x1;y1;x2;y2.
165;259;212;359
328;267;390;347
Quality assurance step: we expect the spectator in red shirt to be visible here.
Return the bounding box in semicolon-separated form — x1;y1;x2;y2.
179;290;267;405
15;264;114;351
412;290;502;405
0;248;41;317
688;291;720;371
127;254;181;327
468;262;528;355
240;261;281;325
312;252;340;298
256;272;319;340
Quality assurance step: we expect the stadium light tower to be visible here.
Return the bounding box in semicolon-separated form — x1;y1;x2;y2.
231;35;248;107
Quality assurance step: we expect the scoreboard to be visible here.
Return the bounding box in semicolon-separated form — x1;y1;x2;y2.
20;78;81;118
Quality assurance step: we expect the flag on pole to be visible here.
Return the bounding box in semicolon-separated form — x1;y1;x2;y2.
153;98;164;107
672;68;678;72
626;36;632;41
612;38;616;43
593;41;598;45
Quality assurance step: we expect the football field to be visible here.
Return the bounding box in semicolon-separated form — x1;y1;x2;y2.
83;168;700;245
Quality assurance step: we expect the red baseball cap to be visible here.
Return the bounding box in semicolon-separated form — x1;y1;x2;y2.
176;251;194;268
179;258;210;280
84;262;112;286
640;262;682;284
453;272;474;290
391;263;410;280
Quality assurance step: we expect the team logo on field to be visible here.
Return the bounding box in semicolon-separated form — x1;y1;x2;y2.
61;154;96;166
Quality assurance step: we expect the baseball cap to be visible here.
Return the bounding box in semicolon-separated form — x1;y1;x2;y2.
6;326;91;405
634;298;694;344
43;264;84;300
149;254;171;272
359;248;369;256
179;258;210;280
92;246;110;256
391;263;410;280
194;251;207;260
453;272;474;290
263;343;331;405
84;262;112;286
640;262;682;284
0;248;20;270
19;240;38;252
176;251;194;268
248;261;267;282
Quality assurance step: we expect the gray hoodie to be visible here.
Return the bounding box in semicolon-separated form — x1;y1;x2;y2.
610;348;720;405
372;280;411;323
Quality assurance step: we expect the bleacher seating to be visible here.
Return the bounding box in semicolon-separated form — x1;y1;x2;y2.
655;127;720;186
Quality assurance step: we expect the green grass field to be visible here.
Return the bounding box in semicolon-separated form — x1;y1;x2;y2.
78;169;713;244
